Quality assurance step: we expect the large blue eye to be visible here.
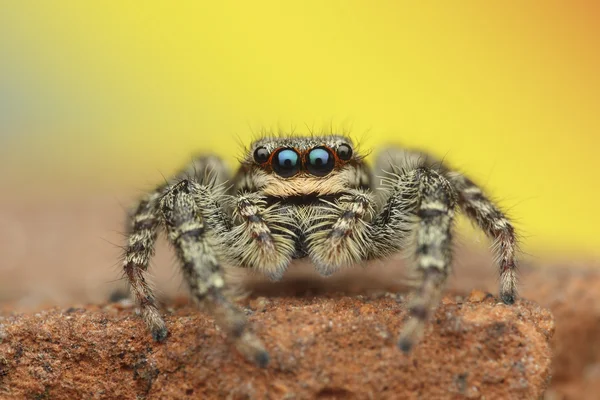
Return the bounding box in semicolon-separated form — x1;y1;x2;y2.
272;148;300;177
306;147;334;176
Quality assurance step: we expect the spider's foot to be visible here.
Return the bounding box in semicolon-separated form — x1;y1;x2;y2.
398;337;414;353
500;267;518;305
500;291;516;305
151;326;168;342
397;317;424;354
234;330;270;368
254;350;270;368
145;309;168;342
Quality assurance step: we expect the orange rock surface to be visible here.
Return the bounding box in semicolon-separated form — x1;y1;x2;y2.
0;294;553;399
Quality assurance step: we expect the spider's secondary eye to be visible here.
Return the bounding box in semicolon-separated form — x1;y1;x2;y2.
336;144;353;161
273;148;300;177
253;147;270;164
306;147;335;176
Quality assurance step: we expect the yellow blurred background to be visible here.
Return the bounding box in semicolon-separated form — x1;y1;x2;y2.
1;0;599;261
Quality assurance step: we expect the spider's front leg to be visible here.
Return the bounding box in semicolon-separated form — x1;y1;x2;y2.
371;167;457;352
122;155;230;342
159;180;270;367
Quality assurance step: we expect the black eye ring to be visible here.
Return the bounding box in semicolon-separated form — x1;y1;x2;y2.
306;146;335;176
272;148;301;178
253;146;270;164
336;143;353;161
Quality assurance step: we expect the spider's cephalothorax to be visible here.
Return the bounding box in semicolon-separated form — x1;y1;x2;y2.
122;134;518;367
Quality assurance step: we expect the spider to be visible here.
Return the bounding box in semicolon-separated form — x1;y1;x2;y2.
122;134;518;367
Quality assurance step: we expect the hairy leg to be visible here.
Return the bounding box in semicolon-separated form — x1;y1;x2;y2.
122;155;230;342
446;173;518;304
306;190;375;275
396;169;456;352
368;168;422;258
368;165;457;352
123;189;166;340
228;192;297;280
159;180;269;366
375;146;518;304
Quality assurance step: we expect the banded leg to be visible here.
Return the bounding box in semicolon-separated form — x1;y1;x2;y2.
369;166;456;351
447;173;518;304
123;155;230;342
306;190;375;276
397;169;456;352
160;180;269;366
375;147;519;304
227;192;297;280
123;189;167;341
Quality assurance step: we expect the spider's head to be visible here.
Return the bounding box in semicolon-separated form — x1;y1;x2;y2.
240;135;369;197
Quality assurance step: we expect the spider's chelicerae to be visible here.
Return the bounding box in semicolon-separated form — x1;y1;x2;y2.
123;134;518;367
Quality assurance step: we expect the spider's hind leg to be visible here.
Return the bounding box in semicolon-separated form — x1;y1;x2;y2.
159;180;269;366
123;189;167;341
447;173;518;304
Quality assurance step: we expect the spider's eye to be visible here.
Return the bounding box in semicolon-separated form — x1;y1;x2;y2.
336;144;352;161
253;146;270;164
306;147;335;176
272;148;300;177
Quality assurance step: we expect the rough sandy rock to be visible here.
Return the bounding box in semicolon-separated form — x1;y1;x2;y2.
442;260;600;400
0;294;553;399
234;258;600;400
523;267;600;400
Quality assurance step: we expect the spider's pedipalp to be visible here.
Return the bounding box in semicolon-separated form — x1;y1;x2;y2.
159;180;269;366
306;190;375;275
227;192;297;280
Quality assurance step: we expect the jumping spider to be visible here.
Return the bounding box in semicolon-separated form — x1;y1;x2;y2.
123;134;518;367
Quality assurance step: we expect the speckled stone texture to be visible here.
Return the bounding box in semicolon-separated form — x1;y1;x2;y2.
0;292;553;399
